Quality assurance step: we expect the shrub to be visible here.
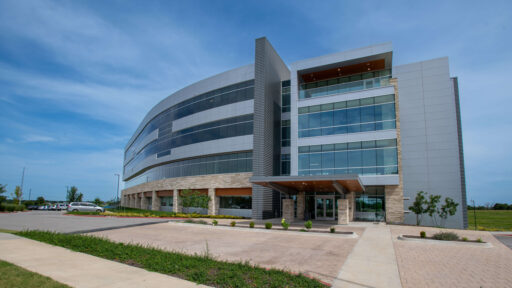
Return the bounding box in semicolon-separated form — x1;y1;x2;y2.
299;229;307;232
281;218;290;230
184;219;207;225
477;238;483;243
420;231;426;238
249;221;255;228
330;227;335;233
0;203;25;212
432;232;459;241
462;237;468;241
212;220;218;226
230;221;236;227
265;222;272;229
304;220;312;230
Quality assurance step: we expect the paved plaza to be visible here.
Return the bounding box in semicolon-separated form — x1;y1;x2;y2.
0;211;168;233
1;213;512;287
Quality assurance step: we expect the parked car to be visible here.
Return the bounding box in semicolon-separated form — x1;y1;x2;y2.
67;202;104;213
55;203;67;211
27;205;39;210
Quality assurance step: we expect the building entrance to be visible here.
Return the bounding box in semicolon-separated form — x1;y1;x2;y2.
315;196;335;220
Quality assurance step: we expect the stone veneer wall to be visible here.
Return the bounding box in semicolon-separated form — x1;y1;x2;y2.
121;172;253;214
386;78;404;223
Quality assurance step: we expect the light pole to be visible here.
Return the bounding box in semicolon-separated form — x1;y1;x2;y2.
114;174;120;208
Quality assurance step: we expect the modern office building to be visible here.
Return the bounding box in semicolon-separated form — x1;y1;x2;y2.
121;38;467;229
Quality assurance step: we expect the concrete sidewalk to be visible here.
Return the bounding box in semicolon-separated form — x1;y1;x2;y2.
0;233;207;288
333;223;402;288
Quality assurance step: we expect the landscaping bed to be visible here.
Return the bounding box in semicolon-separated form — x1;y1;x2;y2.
181;219;356;236
16;230;328;288
67;207;245;219
398;231;491;247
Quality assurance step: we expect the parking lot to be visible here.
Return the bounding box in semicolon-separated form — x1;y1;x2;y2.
0;211;168;233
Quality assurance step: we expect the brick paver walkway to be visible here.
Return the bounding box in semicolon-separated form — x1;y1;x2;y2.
390;225;512;288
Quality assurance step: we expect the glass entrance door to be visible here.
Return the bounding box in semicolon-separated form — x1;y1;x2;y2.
315;196;335;220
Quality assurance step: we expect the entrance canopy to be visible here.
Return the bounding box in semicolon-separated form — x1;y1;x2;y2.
250;174;365;195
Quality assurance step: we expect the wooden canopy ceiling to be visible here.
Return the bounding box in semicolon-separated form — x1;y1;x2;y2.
300;59;385;83
251;175;364;195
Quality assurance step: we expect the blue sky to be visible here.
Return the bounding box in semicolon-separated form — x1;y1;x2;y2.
0;0;510;204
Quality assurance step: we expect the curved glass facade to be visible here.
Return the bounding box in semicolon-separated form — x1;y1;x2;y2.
124;80;254;179
125;151;253;188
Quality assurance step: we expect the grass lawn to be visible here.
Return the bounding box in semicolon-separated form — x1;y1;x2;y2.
67;207;244;219
16;230;327;288
0;260;70;288
467;210;512;231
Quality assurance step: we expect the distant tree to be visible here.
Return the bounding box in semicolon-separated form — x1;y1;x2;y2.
35;196;45;205
439;197;459;227
0;184;6;204
93;197;104;206
409;191;428;225
493;203;511;210
12;186;22;205
66;186;83;202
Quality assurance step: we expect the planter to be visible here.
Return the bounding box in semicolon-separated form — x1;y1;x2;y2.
398;234;492;247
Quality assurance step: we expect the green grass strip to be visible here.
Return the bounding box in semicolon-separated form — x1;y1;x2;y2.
16;231;327;288
0;259;70;288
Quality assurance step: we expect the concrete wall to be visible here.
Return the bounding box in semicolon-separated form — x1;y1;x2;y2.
394;57;467;229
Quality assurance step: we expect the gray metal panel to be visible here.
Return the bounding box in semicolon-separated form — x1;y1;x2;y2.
252;37;290;219
394;57;467;229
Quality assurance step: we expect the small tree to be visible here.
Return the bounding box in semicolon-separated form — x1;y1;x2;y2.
439;197;459;227
35;196;45;205
426;194;441;226
93;197;103;206
180;189;210;209
409;191;428;225
66;186;83;202
0;184;6;204
12;186;23;205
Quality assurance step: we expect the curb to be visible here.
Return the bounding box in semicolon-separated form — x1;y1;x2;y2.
397;235;492;247
168;222;359;238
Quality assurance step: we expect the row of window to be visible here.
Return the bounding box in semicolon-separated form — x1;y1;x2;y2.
299;70;391;100
298;96;395;138
125;115;253;173
125;80;254;164
125;152;252;188
298;139;398;176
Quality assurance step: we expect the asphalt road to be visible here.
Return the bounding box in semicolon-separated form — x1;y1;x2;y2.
0;211;168;233
493;233;512;249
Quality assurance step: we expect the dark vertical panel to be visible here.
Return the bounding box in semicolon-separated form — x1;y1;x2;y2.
252;37;290;219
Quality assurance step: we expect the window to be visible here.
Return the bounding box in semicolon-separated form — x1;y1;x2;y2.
220;196;252;209
298;139;398;176
298;95;396;138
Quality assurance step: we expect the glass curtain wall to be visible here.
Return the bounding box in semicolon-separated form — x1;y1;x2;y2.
298;94;395;138
298;139;398;176
125;151;252;188
125;80;254;174
299;69;391;99
354;187;385;221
